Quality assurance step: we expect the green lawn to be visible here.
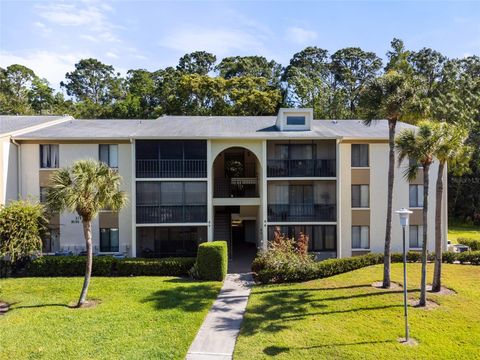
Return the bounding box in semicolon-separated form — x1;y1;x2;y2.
448;222;480;243
0;277;221;359
235;264;480;359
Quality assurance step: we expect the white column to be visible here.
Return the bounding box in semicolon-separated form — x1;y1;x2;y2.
130;139;137;257
261;140;268;250
207;140;213;241
336;138;342;258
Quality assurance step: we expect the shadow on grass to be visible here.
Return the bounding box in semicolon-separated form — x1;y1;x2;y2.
8;302;70;312
263;340;395;356
240;284;406;337
142;283;219;312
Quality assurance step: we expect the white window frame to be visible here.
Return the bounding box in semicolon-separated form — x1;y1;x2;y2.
352;225;370;250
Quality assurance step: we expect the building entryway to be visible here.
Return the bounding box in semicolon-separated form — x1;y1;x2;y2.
214;206;258;273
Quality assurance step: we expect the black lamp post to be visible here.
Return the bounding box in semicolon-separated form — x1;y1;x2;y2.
396;208;413;343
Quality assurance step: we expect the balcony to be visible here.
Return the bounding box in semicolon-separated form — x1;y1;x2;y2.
136;205;207;224
267;204;336;222
214;178;259;198
267;159;336;177
136;159;207;178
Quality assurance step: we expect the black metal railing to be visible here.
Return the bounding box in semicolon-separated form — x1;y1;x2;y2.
136;205;207;223
267;204;336;222
214;178;259;198
267;159;336;177
136;159;207;178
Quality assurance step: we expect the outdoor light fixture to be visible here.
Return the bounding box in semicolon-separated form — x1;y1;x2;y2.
396;208;413;343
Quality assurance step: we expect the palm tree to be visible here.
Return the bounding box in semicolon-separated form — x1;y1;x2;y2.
359;38;423;288
47;160;127;307
431;123;472;292
396;121;440;306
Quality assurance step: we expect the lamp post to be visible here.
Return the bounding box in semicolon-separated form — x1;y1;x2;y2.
396;208;413;343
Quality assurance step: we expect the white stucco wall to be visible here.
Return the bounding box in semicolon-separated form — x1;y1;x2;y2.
0;138;18;205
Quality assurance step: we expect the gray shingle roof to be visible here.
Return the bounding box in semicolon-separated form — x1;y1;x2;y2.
0;115;67;136
13;116;416;140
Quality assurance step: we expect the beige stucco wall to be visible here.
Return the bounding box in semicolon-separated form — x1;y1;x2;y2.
19;142;133;255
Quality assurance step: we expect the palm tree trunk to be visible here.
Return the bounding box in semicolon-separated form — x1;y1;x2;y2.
419;163;430;307
432;161;445;292
77;220;93;307
383;120;396;288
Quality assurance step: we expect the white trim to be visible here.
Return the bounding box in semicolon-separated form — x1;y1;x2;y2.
351;166;370;170
131;139;136;257
136;223;209;227
352;248;371;251
351;207;370;210
207;140;213;241
267;177;336;181
266;222;337;226
135;178;207;181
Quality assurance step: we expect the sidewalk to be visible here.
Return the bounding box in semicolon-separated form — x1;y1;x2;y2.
185;271;254;360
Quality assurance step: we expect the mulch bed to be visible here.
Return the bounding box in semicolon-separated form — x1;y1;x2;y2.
371;281;403;290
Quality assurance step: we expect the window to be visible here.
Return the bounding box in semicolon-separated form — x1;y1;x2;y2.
286;116;306;125
352;226;369;249
351;144;369;167
409;225;423;248
100;228;119;252
99;144;118;168
40;144;59;168
409;185;424;207
40;187;48;203
352;185;369;208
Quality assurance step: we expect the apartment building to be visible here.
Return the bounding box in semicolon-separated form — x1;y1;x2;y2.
2;109;448;259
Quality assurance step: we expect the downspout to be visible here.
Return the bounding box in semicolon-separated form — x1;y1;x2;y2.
11;138;22;200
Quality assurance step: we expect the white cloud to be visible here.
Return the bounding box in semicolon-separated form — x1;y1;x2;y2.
158;26;269;57
0;50;88;89
36;1;121;43
285;26;317;45
106;51;118;59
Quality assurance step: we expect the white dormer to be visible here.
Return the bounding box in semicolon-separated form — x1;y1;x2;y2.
275;108;313;131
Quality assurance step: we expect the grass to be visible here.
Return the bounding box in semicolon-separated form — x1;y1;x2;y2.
448;222;480;243
0;277;221;359
235;264;480;359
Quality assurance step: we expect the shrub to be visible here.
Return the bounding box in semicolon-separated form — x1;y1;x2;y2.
26;256;115;276
443;252;457;264
196;241;228;281
457;238;480;251
26;256;195;277
456;251;480;265
116;257;195;276
252;231;316;283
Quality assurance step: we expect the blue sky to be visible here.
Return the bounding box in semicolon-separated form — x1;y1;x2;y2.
1;0;479;88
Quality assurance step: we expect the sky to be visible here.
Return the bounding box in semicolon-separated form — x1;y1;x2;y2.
1;0;479;89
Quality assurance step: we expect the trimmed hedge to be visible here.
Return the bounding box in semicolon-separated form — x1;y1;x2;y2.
456;251;480;265
116;257;195;276
457;238;480;251
253;251;480;284
196;241;228;281
25;256;195;277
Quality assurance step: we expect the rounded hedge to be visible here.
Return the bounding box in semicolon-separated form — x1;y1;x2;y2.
196;241;228;281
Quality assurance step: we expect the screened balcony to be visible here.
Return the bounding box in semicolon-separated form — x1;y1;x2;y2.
136;140;207;178
267;180;337;222
267;204;336;222
136;181;207;224
267;140;336;177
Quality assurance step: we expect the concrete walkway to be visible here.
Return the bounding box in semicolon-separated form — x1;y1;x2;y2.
186;255;254;360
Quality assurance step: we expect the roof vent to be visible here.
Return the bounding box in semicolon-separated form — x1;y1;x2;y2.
331;120;338;124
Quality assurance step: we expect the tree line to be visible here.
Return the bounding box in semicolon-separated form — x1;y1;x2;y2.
0;39;479;223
